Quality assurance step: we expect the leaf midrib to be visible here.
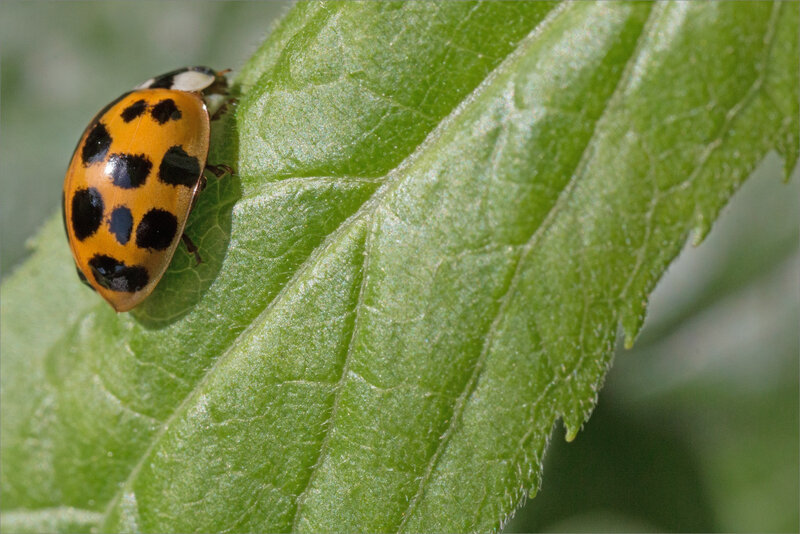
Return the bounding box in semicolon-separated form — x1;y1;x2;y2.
289;189;374;532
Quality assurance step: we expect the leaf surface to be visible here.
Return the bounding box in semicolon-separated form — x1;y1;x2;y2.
1;2;797;533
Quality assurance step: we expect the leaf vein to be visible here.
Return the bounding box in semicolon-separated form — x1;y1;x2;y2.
289;212;373;532
395;3;659;528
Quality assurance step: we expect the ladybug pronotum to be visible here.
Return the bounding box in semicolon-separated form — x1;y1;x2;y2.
62;66;230;312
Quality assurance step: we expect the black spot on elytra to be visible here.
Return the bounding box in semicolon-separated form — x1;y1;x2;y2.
106;153;152;189
81;122;111;166
148;74;175;89
158;145;200;187
121;99;148;122
75;265;95;291
71;187;104;240
88;254;149;293
136;208;178;251
150;99;181;124
108;206;134;245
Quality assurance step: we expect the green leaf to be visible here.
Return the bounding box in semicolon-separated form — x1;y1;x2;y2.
1;2;797;533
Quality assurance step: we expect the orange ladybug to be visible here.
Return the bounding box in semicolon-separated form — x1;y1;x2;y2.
62;66;230;312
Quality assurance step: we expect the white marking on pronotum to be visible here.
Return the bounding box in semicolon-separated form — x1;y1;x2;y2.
135;68;216;93
170;70;217;92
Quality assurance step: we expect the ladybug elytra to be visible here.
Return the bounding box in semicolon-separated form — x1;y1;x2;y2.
62;66;231;312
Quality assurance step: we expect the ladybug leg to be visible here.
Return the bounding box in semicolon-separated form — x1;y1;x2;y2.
187;175;207;214
181;233;202;265
75;264;96;292
205;163;233;179
210;98;237;121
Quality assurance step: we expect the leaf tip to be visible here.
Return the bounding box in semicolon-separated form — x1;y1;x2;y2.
561;413;584;443
620;302;647;350
690;215;712;247
623;333;636;351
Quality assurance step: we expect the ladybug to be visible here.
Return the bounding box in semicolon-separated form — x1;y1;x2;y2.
62;66;231;312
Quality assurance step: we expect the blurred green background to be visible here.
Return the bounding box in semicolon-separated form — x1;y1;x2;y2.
1;2;797;532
